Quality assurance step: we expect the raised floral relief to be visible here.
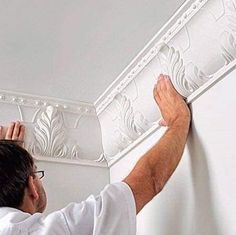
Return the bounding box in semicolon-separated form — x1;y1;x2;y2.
114;94;152;152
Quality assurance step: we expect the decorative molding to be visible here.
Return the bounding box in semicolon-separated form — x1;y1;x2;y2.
220;31;236;65
1;0;236;168
95;0;209;115
107;59;236;167
29;106;69;158
97;0;236;166
27;105;106;166
0;89;96;116
114;94;153;152
225;0;236;32
158;45;211;97
0;98;107;167
220;0;236;64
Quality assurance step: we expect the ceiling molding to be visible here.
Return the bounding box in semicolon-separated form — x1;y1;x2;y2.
95;0;209;115
97;0;236;166
0;93;107;168
1;0;235;168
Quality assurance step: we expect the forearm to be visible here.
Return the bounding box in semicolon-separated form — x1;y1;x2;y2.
145;119;190;193
124;119;190;213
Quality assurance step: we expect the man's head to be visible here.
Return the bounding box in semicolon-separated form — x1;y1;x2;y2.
0;140;47;214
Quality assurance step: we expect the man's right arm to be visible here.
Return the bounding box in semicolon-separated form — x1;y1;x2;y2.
123;74;191;214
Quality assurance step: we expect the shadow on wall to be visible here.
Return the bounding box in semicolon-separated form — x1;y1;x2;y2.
187;121;222;235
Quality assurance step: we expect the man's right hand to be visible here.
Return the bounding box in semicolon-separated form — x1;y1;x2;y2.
153;74;191;128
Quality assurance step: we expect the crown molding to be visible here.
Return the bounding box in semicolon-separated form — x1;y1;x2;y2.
95;0;209;115
0;91;107;168
96;0;236;166
1;0;235;168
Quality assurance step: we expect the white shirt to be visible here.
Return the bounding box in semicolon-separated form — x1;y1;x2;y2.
0;182;136;235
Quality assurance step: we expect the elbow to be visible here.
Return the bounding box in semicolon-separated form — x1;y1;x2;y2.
155;184;164;195
153;178;166;195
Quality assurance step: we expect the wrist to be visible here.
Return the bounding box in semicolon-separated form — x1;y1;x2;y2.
170;116;191;129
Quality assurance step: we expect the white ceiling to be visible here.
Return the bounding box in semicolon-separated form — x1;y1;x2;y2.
0;0;185;104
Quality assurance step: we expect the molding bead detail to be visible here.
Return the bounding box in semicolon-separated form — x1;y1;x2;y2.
0;90;96;115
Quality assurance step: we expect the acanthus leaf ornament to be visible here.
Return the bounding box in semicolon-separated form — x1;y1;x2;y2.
94;153;107;163
32;106;68;158
225;0;236;32
185;64;211;91
220;31;236;65
158;45;210;97
114;94;152;152
220;0;236;65
159;45;192;97
71;144;80;159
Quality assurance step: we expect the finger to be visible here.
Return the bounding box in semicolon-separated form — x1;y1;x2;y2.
156;73;163;81
5;122;15;140
153;84;161;104
18;125;25;142
12;121;21;140
158;74;167;90
164;75;180;95
157;74;164;84
0;126;3;139
159;119;167;127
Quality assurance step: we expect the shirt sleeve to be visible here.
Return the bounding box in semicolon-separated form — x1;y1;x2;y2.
61;182;136;235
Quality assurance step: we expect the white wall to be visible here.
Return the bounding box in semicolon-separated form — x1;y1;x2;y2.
37;160;109;214
110;68;236;235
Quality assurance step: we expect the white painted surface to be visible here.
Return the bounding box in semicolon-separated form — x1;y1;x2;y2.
0;0;184;103
36;160;109;214
110;68;236;235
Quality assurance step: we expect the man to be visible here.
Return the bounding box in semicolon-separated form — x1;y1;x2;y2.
0;74;190;234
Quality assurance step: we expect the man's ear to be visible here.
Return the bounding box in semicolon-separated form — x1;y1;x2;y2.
27;176;39;201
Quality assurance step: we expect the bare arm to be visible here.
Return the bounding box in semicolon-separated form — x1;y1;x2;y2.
123;74;191;214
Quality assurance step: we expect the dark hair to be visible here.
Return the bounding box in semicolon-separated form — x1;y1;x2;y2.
0;140;34;208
